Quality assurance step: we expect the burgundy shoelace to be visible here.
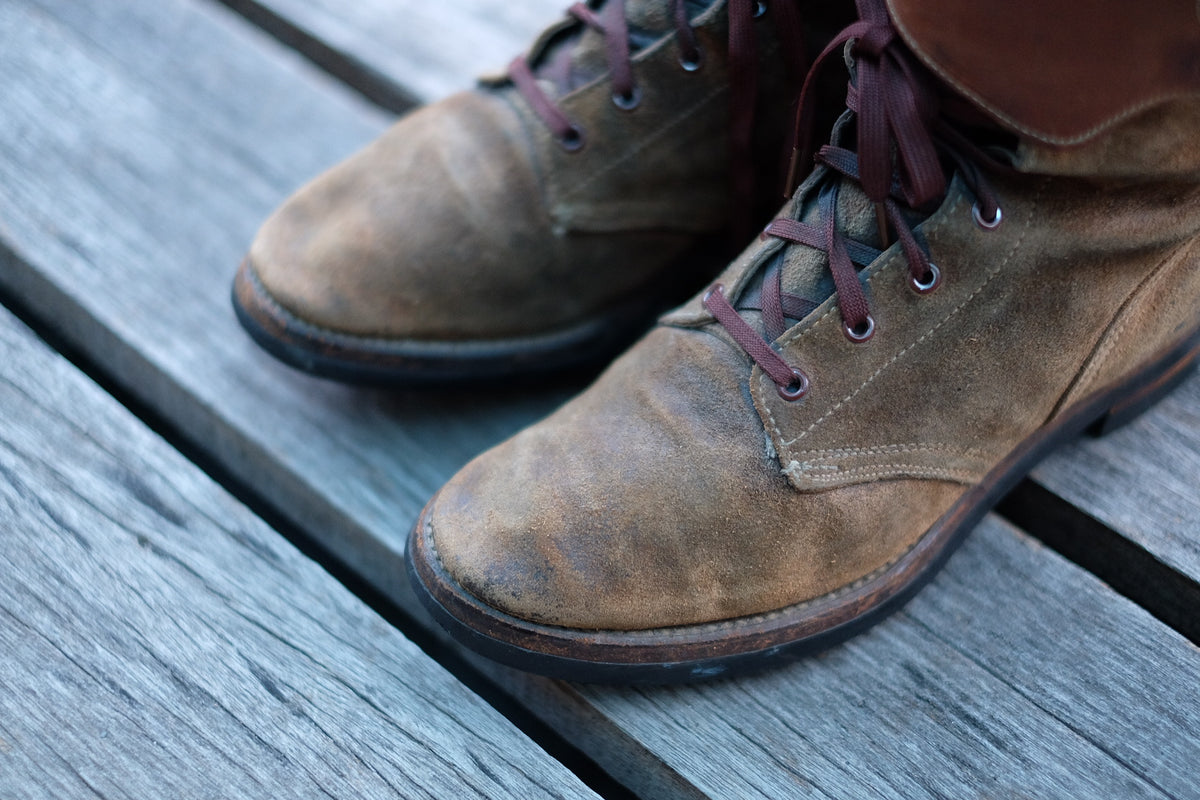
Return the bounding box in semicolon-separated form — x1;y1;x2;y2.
704;0;1002;399
508;0;808;235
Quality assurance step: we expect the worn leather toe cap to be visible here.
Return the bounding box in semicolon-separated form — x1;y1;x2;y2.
424;325;965;631
246;90;552;341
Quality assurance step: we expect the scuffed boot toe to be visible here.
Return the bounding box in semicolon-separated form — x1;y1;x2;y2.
407;326;967;683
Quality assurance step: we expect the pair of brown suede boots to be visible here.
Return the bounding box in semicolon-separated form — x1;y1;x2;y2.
233;0;1200;682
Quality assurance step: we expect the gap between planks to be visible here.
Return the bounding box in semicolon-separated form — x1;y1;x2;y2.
210;0;564;108
0;266;642;800
211;0;418;112
0;303;600;800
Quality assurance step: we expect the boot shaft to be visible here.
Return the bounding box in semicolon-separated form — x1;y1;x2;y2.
887;0;1200;180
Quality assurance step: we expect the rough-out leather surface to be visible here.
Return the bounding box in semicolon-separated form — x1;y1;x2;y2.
249;89;690;340
886;0;1200;145
245;0;855;342
751;170;1200;492
428;324;964;630
424;94;1200;632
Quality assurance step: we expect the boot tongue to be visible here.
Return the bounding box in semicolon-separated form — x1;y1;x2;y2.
734;167;883;334
729;43;886;333
785;174;877;305
534;0;717;97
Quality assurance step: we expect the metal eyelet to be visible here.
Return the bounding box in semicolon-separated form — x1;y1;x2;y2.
843;314;875;343
753;1;768;18
558;126;585;153
678;48;704;72
909;262;941;294
972;201;1002;230
612;85;641;111
702;283;725;309
777;368;810;401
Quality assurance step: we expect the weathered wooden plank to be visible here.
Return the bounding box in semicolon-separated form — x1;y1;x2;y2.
219;0;563;105
1031;374;1200;588
0;0;578;605
3;1;1200;799
0;306;597;800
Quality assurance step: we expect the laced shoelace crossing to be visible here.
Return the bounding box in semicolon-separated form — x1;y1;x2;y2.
508;0;808;235
704;0;1002;399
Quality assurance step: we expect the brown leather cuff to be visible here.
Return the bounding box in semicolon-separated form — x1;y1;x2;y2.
886;0;1200;144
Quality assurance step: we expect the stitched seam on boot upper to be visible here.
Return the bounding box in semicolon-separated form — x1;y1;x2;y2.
795;442;988;457
782;464;979;484
768;180;1047;453
756;192;965;449
1051;237;1200;419
497;89;553;213
782;443;991;481
557;83;730;201
547;2;750;200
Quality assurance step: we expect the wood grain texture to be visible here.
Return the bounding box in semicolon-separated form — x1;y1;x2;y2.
226;0;564;103
2;0;1199;798
0;307;597;800
0;0;581;605
1032;374;1200;586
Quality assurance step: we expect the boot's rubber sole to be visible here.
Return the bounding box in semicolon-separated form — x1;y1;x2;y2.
232;258;709;385
407;324;1200;684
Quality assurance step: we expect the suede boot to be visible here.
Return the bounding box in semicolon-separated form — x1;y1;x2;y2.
407;0;1200;681
233;0;854;382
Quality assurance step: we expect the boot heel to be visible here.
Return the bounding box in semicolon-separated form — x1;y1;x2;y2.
1087;356;1197;438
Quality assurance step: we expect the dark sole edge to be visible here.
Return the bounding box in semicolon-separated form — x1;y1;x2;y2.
231;261;669;385
406;326;1200;684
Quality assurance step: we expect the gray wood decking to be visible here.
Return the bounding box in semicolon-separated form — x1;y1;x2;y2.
0;305;596;799
2;1;1198;798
